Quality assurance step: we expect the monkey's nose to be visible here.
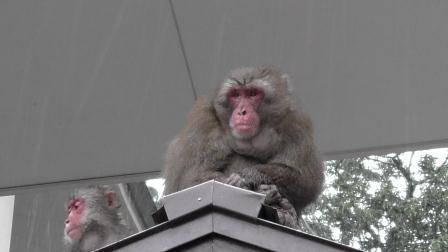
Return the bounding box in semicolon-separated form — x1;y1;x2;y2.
65;219;70;224
238;110;247;116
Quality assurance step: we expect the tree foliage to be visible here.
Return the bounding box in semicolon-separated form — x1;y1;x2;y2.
303;150;448;251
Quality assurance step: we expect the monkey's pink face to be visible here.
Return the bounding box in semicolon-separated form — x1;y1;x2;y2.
65;197;86;240
228;87;264;139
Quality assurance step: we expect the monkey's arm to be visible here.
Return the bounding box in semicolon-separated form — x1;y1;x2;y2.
257;141;324;213
249;122;323;213
227;114;323;213
256;164;316;212
262;112;324;212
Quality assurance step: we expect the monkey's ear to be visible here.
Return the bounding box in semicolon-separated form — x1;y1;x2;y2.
105;191;119;209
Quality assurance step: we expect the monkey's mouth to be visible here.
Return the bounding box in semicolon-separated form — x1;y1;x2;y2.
233;124;258;138
235;124;254;130
234;123;256;133
66;226;80;238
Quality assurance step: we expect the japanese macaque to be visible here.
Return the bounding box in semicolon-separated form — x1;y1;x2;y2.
64;186;128;252
163;66;324;228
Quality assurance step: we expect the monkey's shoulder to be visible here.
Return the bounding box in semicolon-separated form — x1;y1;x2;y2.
185;97;220;130
175;97;227;152
277;109;313;135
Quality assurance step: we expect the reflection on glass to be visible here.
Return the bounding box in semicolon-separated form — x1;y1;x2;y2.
8;179;157;252
146;178;165;204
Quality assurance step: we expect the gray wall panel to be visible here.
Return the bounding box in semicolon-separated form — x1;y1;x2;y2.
0;0;194;190
173;0;448;159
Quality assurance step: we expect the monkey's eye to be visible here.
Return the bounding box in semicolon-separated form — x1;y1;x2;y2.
229;89;240;98
247;88;264;99
68;200;81;212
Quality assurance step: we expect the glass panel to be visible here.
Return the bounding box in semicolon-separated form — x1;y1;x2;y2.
303;147;448;251
8;180;160;252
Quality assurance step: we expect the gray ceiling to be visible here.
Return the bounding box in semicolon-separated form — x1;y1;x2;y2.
1;0;448;193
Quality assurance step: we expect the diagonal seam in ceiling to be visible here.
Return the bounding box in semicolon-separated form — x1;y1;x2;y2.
168;0;198;100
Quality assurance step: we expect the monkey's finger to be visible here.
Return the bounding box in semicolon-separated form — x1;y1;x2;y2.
259;184;276;191
225;173;248;188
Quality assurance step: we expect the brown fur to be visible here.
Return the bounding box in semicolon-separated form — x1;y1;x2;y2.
163;66;324;214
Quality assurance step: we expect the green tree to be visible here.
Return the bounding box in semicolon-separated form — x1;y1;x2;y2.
303;150;448;251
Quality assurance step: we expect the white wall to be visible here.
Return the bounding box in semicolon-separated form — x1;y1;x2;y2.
0;196;15;252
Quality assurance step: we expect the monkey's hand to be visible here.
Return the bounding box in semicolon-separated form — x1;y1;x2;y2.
224;166;271;190
224;173;249;189
258;184;282;205
275;197;299;229
257;184;299;229
251;163;313;211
